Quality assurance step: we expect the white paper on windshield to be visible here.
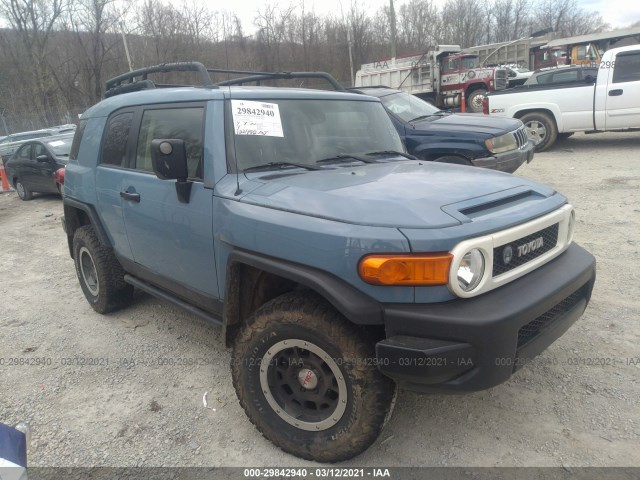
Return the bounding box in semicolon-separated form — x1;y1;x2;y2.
48;140;65;147
231;100;283;137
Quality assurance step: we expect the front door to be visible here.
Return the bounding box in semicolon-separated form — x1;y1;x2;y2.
119;104;220;303
33;143;58;193
605;49;640;129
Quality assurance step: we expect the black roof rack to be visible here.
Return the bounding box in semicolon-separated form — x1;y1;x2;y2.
104;62;215;98
212;70;345;91
104;63;346;99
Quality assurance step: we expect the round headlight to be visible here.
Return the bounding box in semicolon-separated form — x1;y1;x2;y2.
457;249;485;292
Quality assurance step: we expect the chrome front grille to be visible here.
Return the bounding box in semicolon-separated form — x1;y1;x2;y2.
494;69;508;90
514;126;528;149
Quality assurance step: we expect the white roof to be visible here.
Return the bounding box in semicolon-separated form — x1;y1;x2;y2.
545;27;640;48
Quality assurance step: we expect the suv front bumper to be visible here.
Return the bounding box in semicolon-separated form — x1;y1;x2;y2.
471;140;535;173
375;243;595;392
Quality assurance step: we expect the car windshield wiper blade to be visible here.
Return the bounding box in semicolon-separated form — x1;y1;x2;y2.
315;154;376;164
364;150;417;160
408;112;447;122
243;161;322;172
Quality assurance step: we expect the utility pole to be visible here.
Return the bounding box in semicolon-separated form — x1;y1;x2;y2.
347;28;354;86
121;29;133;72
0;111;8;136
389;0;397;61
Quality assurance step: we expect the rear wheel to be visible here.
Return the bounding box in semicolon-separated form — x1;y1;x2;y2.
15;179;32;201
467;89;487;113
520;112;558;152
72;225;133;313
231;291;395;462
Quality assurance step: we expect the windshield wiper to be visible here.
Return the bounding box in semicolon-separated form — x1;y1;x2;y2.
315;154;376;164
408;112;448;123
364;150;417;160
243;161;322;172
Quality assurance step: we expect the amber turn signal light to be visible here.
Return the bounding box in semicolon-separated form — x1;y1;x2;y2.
358;253;453;286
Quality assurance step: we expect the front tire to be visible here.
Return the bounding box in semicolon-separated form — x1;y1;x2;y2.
231;291;395;462
15;179;33;201
467;89;487;113
521;112;558;152
72;225;133;313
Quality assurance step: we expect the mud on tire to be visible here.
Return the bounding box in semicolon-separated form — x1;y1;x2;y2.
72;225;133;314
231;291;395;462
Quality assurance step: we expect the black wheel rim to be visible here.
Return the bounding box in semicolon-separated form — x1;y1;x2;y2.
260;339;348;431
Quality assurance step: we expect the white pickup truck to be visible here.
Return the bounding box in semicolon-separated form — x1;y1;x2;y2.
485;44;640;151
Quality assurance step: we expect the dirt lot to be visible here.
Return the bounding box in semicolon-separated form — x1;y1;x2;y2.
1;131;639;468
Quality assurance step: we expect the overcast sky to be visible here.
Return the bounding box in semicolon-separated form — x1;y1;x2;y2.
1;0;638;37
214;0;640;35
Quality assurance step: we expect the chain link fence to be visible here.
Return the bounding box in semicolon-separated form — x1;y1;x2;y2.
0;107;86;137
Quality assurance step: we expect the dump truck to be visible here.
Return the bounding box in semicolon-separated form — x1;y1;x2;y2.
355;45;508;112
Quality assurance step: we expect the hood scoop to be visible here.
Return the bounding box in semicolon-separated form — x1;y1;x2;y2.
442;187;548;223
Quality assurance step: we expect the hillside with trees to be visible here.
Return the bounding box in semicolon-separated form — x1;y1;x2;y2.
0;0;610;133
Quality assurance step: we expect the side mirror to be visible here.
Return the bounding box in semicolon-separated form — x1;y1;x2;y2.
150;139;192;203
151;139;188;180
36;154;50;163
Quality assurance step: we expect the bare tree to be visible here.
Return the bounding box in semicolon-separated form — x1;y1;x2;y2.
61;0;128;104
397;0;441;51
0;0;68;124
440;0;485;47
254;3;295;70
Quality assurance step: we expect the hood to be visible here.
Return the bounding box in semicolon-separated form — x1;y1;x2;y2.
411;113;522;137
240;161;555;229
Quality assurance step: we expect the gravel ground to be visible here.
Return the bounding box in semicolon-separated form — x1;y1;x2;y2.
1;131;639;468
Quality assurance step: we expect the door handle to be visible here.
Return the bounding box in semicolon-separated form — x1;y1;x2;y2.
120;191;140;202
608;89;623;96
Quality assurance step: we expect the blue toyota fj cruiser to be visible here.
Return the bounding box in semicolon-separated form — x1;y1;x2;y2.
62;63;596;462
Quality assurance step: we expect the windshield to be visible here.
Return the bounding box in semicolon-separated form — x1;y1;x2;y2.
231;99;404;171
461;56;479;69
377;91;440;123
45;138;73;157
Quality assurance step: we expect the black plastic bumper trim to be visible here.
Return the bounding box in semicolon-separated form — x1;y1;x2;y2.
377;243;595;392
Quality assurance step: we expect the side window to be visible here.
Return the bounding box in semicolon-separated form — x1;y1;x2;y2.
34;144;48;158
536;73;552;84
101;112;133;166
17;144;32;160
135;107;204;179
551;70;578;83
612;51;640;84
69;120;87;161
